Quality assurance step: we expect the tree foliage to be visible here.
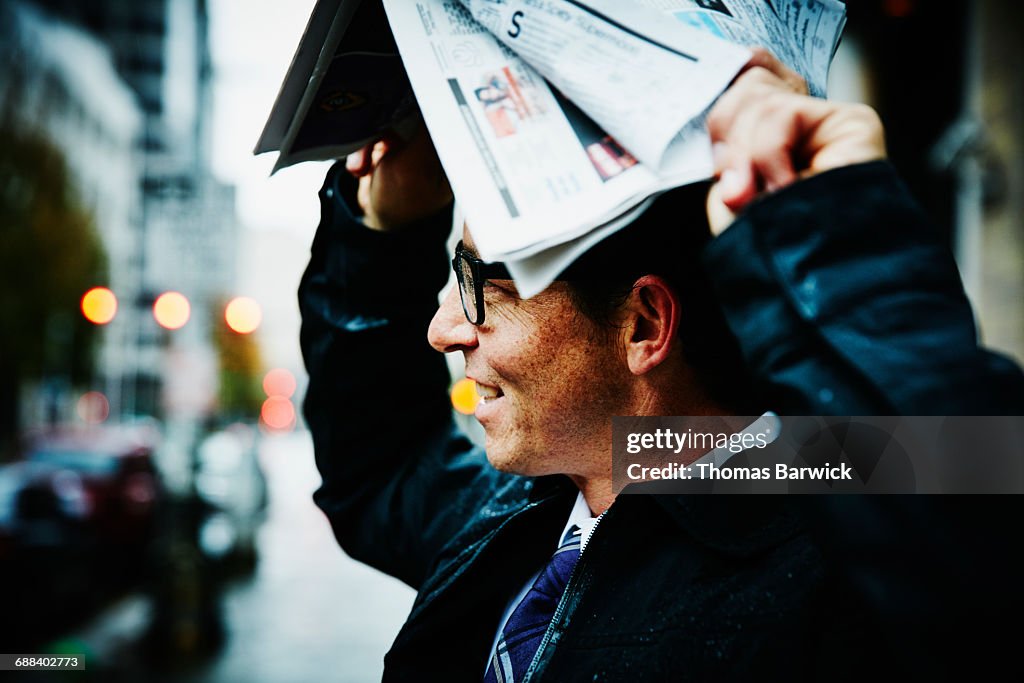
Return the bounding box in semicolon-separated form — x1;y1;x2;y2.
212;302;264;421
0;121;108;446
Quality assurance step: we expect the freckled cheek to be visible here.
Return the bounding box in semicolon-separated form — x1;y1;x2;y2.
482;301;588;405
480;328;552;391
487;347;542;397
504;355;581;422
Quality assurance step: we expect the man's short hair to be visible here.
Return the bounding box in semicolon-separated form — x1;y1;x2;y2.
559;182;757;413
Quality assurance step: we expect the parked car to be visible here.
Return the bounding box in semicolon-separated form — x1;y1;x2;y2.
24;425;163;551
195;423;268;569
0;460;91;545
0;450;116;647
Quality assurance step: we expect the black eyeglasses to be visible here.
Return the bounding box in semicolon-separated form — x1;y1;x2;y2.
452;240;512;325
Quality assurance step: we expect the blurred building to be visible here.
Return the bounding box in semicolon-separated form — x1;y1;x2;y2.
840;0;1024;364
30;0;240;421
0;1;143;425
3;0;240;445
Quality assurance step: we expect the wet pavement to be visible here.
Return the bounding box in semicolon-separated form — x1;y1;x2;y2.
59;430;415;683
181;430;415;682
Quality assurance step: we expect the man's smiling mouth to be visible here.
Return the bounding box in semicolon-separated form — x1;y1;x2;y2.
472;380;505;420
475;381;504;404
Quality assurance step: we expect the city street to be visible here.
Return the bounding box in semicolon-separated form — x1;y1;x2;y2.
63;431;415;682
185;431;415;682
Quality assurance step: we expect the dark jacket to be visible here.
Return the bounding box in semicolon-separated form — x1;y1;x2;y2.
299;161;1024;681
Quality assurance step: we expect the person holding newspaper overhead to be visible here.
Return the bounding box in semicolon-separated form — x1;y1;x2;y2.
298;39;1024;681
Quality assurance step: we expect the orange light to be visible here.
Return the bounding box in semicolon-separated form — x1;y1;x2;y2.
81;287;117;325
77;391;110;424
225;296;262;334
153;291;191;330
450;378;480;415
261;396;295;431
263;368;297;399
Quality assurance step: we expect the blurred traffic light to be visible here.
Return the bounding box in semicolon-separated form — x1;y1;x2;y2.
260;396;295;431
153;291;191;330
262;368;296;399
882;0;917;18
260;368;297;432
224;296;262;335
80;286;117;325
76;391;109;424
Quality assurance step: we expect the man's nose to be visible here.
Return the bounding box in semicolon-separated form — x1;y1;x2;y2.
428;286;478;353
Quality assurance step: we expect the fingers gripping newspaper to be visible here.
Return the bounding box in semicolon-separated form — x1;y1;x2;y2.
260;0;847;297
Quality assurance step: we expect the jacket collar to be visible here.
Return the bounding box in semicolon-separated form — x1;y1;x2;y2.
645;494;808;558
529;475;807;558
527;473;578;503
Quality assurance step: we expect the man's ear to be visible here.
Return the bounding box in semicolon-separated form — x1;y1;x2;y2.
622;275;680;376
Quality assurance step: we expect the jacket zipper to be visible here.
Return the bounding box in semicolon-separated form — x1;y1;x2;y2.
522;508;609;682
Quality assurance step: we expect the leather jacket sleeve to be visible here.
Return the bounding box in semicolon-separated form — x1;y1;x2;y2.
299;163;505;589
702;160;1024;416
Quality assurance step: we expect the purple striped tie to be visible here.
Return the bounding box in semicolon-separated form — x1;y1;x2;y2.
484;525;582;683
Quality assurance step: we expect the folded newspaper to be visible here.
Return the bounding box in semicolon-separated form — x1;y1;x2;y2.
257;0;847;297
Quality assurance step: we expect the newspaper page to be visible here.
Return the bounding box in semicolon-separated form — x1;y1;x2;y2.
453;1;844;185
260;1;845;176
255;0;345;156
617;0;847;96
382;0;749;262
259;0;419;173
470;0;846;295
455;0;750;171
260;0;846;295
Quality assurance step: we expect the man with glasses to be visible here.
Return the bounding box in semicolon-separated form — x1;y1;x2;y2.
299;55;1024;681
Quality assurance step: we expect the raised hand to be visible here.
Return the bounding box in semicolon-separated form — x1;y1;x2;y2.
706;49;887;235
345;119;453;231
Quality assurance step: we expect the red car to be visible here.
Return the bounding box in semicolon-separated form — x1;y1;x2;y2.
24;425;163;548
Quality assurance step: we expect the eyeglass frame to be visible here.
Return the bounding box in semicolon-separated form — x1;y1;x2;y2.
452;240;512;325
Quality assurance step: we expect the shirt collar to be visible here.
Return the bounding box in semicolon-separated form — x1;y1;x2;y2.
561;491;599;553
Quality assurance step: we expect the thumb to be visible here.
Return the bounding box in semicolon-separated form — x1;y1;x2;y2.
346;144;374;177
718;164;757;212
713;145;757;214
706;180;738;237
